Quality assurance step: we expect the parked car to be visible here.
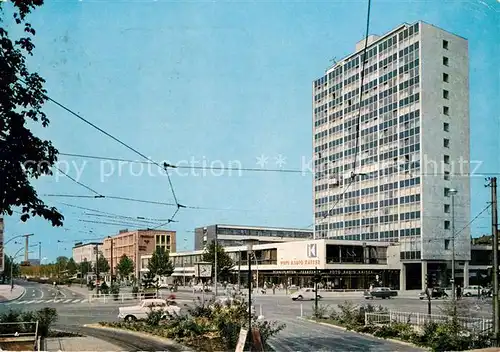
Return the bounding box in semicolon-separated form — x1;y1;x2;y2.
192;284;212;292
419;287;448;300
291;288;322;301
364;287;398;299
118;298;180;322
463;285;482;297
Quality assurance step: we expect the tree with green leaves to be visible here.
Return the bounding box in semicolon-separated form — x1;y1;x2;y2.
203;241;234;282
148;247;174;278
96;254;110;275
0;0;64;227
1;255;19;283
55;256;68;279
143;247;174;290
116;254;134;279
79;259;92;278
66;258;78;276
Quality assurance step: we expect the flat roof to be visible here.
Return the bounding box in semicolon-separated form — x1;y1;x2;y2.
142;238;395;259
199;224;313;233
72;242;102;248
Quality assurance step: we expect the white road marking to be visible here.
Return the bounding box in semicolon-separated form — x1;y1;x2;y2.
35;300;45;304
25;300;35;304
63;299;72;303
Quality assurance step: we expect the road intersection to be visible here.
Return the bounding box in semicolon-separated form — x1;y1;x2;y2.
1;282;492;351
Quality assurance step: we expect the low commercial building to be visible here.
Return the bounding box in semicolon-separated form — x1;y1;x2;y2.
194;224;312;250
141;239;402;290
72;242;103;267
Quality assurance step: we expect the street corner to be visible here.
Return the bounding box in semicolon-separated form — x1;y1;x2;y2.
0;285;26;303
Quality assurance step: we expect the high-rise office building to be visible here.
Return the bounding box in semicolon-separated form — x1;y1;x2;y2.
313;22;470;289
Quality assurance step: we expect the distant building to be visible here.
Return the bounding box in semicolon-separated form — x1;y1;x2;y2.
194;224;313;250
102;229;176;279
72;242;103;267
28;259;40;266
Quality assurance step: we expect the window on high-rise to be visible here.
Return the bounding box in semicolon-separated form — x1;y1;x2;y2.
444;171;450;180
444;106;449;115
443;122;450;132
445;239;450;250
443;73;449;83
443;40;449;50
443;90;449;99
444;220;451;230
444;139;450;148
443;56;449;66
444;204;450;213
444;187;450;196
444;155;450;164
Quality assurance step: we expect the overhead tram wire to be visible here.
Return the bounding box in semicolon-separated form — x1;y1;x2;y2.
43;194;178;207
58;153;500;176
54;167;104;197
18;79;182;222
58;153;307;174
308;0;372;231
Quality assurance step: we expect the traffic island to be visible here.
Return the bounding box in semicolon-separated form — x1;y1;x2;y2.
96;296;285;352
307;301;494;351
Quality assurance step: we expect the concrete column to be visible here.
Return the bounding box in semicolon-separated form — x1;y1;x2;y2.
400;264;406;291
421;261;427;291
463;261;469;288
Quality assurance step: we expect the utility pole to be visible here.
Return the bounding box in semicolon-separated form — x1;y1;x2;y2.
314;266;319;316
23;234;33;264
214;225;218;296
95;243;99;294
488;177;499;345
449;188;458;315
38;242;41;278
109;236;114;282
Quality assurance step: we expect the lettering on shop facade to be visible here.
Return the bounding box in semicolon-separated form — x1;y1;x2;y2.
271;269;390;276
279;259;321;266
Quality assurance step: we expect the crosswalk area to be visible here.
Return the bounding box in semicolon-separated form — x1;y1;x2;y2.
6;298;88;305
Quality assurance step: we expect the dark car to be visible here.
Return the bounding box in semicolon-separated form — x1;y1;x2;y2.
364;287;398;299
419;287;448;300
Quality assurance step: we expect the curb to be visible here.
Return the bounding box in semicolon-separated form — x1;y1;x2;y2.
83;324;194;351
0;286;26;303
298;317;425;350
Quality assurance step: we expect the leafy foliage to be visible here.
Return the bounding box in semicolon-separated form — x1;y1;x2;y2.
66;258;78;276
202;241;234;282
116;254;134;279
96;254;110;274
0;0;64;226
313;301;490;351
79;259;92;277
1;255;20;283
100;294;285;351
0;307;57;337
148;247;174;278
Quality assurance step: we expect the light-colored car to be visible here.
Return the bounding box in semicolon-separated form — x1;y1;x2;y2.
291;288;322;301
193;284;212;292
118;298;180;322
463;285;482;297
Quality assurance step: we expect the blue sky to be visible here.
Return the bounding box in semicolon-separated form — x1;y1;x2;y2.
3;0;499;261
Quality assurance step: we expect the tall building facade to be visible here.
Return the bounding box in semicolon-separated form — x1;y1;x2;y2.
313;22;470;289
102;229;176;278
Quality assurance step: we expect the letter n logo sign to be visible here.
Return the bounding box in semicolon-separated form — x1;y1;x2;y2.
307;244;317;258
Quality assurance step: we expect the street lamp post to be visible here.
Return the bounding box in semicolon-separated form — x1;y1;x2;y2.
10;247;25;289
246;241;254;331
449;188;458;311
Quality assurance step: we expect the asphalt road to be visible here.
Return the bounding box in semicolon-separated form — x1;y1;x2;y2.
1;282;492;351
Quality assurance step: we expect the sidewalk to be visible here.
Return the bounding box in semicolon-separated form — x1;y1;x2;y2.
0;284;25;302
45;336;122;351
